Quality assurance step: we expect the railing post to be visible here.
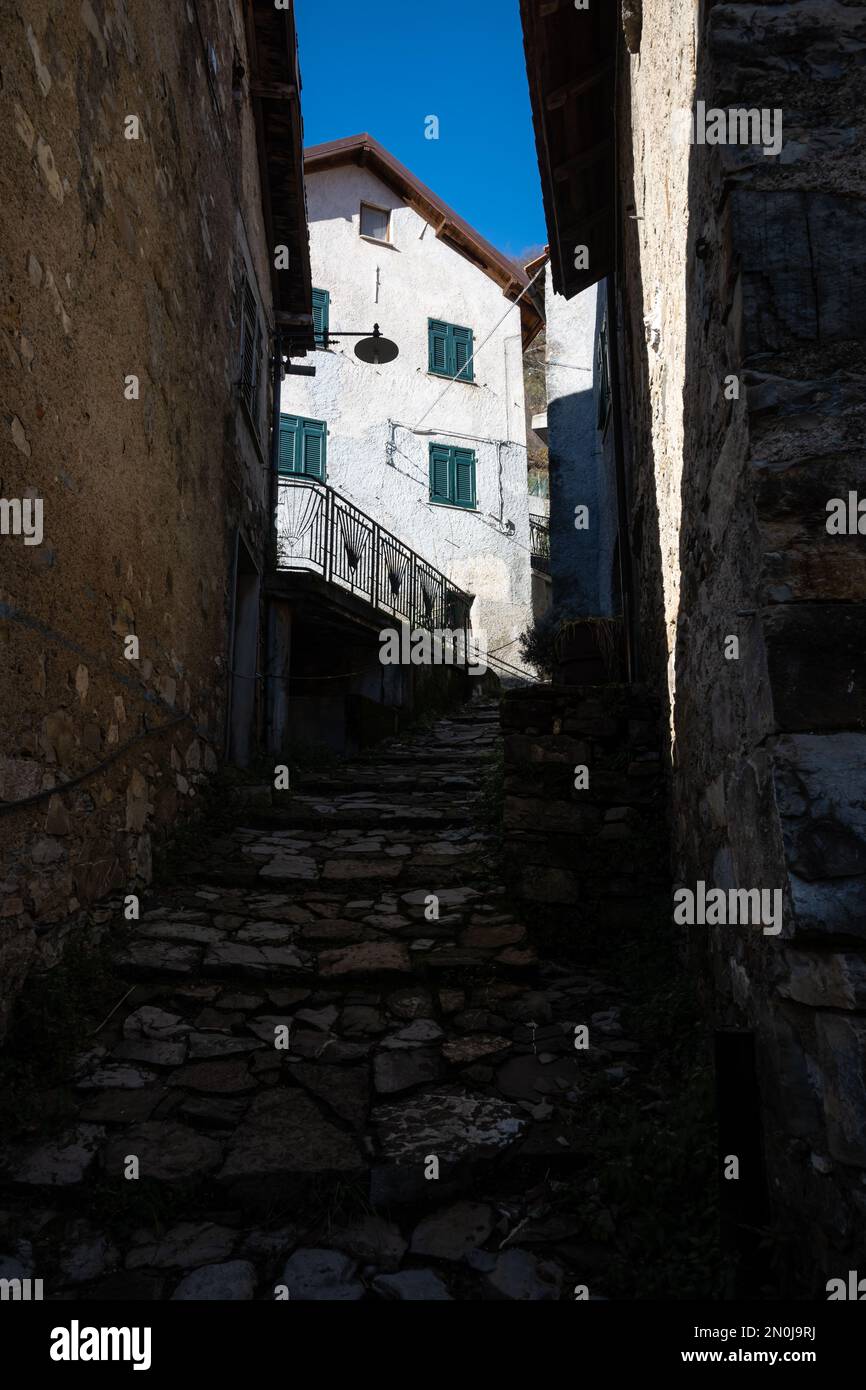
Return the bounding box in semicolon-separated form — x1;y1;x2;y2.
372;519;380;612
324;485;333;584
409;553;417;631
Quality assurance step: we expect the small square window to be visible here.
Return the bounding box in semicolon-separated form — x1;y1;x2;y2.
360;203;390;242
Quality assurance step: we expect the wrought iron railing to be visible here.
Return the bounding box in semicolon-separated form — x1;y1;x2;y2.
529;511;550;572
275;476;474;632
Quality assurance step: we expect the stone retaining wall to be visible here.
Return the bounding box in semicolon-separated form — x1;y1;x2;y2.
501;684;667;928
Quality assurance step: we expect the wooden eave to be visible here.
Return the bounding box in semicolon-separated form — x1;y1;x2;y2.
520;0;618;299
246;0;314;352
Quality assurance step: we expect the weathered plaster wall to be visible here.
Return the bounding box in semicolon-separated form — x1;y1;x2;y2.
0;0;275;1035
616;0;866;1284
617;0;696;705
282;164;533;664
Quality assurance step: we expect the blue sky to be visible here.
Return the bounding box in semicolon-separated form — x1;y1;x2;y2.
294;0;546;262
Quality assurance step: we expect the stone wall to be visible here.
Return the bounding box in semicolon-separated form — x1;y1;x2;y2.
0;1;277;1035
614;0;866;1285
501;684;667;928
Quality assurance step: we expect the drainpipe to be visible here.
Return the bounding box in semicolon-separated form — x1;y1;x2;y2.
269;327;283;531
605;275;636;683
262;327;283;754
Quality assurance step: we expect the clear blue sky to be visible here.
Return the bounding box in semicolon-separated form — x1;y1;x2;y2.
294;0;546;263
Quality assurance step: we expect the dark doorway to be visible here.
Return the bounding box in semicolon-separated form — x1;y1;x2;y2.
227;533;261;767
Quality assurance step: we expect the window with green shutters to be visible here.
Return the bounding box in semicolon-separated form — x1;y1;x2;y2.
279;415;327;481
312;288;330;348
428;443;476;509
428;320;474;382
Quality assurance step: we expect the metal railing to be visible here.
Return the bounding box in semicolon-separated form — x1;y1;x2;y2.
275;476;474;632
529;512;550;572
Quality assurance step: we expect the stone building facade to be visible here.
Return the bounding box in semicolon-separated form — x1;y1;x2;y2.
522;0;866;1289
0;0;312;1036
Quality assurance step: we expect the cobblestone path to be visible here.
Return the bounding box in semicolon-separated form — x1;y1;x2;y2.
1;700;647;1301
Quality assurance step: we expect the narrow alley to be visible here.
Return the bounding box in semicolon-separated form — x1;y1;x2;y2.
0;699;716;1301
3;0;863;1349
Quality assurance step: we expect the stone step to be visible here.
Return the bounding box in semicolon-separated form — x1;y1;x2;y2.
243;804;479;831
6;696;654;1300
296;774;485;794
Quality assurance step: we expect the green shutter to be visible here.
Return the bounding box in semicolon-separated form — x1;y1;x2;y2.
428;319;449;375
279;415;325;479
278;415;299;474
429;444;451;502
452;448;476;507
428;319;474;380
429;444;476;508
312;288;330;348
301;418;326;480
453;326;473;381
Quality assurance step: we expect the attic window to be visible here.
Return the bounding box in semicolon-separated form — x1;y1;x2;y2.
360;203;390;242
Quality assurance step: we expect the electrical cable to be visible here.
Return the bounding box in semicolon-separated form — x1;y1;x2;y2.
0;713;191;815
411;261;548;432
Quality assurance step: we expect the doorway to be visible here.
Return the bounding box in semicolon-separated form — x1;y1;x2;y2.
227;533;261;767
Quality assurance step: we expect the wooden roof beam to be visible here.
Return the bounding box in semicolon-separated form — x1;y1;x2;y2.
251;81;297;101
546;60;616;110
553;135;614;182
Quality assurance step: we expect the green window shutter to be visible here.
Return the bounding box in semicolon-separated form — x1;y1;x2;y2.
279;415;325;479
453;326;473;381
312;288;330;348
428;319;450;376
429;444;451;502
278;415;299;474
429;444;476;508
452;448;476;508
300;418;326;480
428;320;474;380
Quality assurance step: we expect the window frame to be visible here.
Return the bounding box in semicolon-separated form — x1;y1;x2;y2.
359;201;391;244
278;413;327;482
428;319;475;383
428;442;477;511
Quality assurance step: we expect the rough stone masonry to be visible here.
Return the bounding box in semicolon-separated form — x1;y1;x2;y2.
614;0;866;1284
0;0;284;1035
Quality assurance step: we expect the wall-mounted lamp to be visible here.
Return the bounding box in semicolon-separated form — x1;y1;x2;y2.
284;323;399;365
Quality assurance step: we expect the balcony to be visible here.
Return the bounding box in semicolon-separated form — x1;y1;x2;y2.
529;511;550;573
274;476;473;633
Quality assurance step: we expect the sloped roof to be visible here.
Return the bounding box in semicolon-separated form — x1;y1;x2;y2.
304;134;544;346
524;247;549;279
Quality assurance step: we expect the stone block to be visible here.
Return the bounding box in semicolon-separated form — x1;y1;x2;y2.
816;1014;866;1166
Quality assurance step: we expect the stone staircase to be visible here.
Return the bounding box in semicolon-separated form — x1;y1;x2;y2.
0;699;646;1301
